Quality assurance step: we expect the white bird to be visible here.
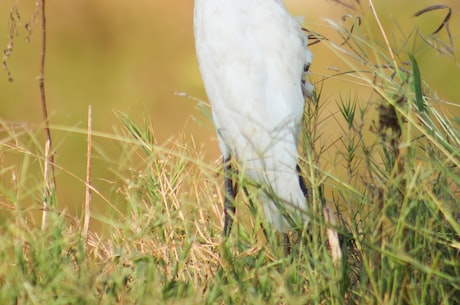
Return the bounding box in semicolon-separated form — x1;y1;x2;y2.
194;0;337;255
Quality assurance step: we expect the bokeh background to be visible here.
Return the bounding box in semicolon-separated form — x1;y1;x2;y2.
1;0;459;230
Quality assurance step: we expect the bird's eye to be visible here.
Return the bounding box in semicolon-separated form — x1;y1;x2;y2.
304;63;311;72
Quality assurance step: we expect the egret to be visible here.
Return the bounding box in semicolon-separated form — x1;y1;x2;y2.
194;0;341;260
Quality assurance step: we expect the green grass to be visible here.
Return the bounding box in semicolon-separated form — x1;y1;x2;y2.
1;4;460;305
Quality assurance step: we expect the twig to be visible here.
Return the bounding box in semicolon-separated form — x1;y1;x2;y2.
2;7;19;82
330;0;358;11
368;0;399;73
83;105;92;247
38;0;56;229
41;138;51;229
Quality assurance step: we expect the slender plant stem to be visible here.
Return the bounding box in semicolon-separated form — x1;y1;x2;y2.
83;105;92;247
38;0;56;228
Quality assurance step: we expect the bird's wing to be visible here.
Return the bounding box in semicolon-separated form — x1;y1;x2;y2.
194;0;311;154
194;0;311;231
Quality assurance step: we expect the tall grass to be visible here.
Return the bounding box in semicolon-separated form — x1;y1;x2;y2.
0;2;459;304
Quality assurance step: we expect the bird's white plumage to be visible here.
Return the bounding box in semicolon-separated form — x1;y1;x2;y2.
194;0;313;232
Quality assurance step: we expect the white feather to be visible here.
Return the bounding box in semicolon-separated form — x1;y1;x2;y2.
194;0;312;232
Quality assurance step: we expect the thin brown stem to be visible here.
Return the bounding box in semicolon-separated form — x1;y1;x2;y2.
38;0;56;229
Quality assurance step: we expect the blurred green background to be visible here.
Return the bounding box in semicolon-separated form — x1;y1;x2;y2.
0;0;459;230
